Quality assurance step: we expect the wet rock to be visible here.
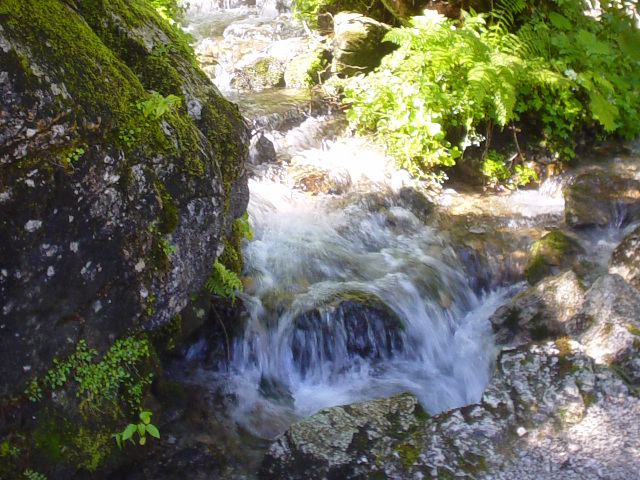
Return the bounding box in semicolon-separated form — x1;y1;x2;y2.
490;270;585;346
564;171;640;229
332;13;395;77
396;186;434;223
610;224;640;290
567;274;640;384
248;132;278;166
290;291;406;376
288;161;352;195
232;55;287;90
0;0;249;397
524;230;585;285
260;342;627;480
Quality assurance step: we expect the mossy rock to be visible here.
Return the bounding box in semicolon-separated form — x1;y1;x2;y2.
284;47;329;88
231;56;286;91
524;230;585;285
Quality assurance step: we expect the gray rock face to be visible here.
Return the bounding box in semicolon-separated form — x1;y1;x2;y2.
564;171;640;229
490;270;585;346
332;13;394;77
261;341;639;480
0;0;249;396
610;224;640;290
567;274;640;383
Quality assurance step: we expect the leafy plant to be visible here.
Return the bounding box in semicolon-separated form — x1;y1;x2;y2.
118;127;141;150
235;211;253;242
25;338;152;411
481;150;511;186
344;10;537;180
23;470;47;480
343;1;640;181
205;260;243;303
0;441;20;458
113;411;160;448
61;146;86;166
136;93;181;120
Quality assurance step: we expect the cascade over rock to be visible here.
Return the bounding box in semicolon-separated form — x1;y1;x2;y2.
0;0;249;397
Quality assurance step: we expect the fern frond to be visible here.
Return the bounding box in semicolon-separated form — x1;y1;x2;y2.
489;0;526;30
205;261;243;302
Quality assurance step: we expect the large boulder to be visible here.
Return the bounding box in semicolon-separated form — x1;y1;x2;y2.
0;0;249;397
261;341;640;479
610;224;640;291
567;274;640;384
331;13;394;77
564;171;640;229
490;270;585;346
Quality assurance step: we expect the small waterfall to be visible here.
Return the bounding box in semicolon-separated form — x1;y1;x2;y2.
209;118;522;438
176;2;575;442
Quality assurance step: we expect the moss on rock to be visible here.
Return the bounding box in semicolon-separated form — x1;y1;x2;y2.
284;47;329;88
524;230;585;285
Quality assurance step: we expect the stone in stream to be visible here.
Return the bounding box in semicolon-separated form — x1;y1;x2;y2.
332;13;395;77
290;291;406;376
523;229;585;285
0;0;249;398
260;340;640;480
610;224;640;291
566;274;640;385
564;170;640;229
490;270;585;347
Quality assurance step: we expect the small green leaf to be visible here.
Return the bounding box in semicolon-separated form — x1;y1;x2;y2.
122;424;136;441
139;411;152;424
138;423;146;436
146;424;160;439
139;436;146;446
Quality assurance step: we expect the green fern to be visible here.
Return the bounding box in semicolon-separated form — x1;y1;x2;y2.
205;261;243;303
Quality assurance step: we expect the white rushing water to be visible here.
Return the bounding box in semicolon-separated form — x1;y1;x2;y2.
212;123;525;439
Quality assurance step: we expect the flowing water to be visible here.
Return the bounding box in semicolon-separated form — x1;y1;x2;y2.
177;0;634;451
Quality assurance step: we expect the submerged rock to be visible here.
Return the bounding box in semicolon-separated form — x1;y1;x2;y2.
290;291;406;376
490;270;585;346
564;171;640;229
610;224;640;291
523;230;585;285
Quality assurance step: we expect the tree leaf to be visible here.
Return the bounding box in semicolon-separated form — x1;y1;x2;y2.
138;423;146;436
590;93;618;131
122;424;136;442
139;411;152;425
146;424;160;439
139;436;146;446
577;30;610;56
548;12;572;31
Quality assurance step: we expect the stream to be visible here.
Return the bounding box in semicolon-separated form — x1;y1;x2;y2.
159;1;640;477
